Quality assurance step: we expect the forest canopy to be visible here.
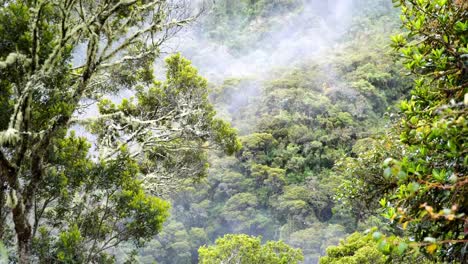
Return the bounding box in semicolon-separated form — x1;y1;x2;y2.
0;0;467;263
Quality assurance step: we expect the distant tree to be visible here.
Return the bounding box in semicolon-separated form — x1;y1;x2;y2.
198;234;303;264
0;1;240;263
333;135;405;225
220;193;271;235
319;232;387;264
319;232;434;264
286;223;346;264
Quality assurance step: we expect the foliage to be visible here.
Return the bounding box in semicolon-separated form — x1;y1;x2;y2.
333;133;405;225
319;231;434;264
320;232;387;264
0;1;240;263
369;0;468;262
136;3;412;261
198;234;303;264
131;0;467;263
197;0;303;52
286;223;346;264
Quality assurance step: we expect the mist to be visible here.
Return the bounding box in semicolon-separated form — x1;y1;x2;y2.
69;0;397;263
145;1;397;264
162;0;357;81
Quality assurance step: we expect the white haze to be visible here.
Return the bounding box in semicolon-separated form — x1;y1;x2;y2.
154;1;392;264
160;0;356;82
73;0;359;128
69;1;390;262
150;1;373;264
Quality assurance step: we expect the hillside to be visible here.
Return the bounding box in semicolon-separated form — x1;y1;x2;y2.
0;1;465;263
133;1;414;263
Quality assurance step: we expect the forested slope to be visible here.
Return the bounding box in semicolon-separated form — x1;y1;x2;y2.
133;1;419;263
0;0;465;263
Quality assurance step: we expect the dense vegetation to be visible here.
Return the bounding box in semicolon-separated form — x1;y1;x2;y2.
198;234;304;264
134;1;414;263
138;1;466;263
0;0;466;263
0;1;239;263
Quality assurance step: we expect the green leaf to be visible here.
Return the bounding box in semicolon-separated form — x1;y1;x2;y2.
407;182;420;194
396;242;408;255
454;21;467;33
437;0;447;6
379;198;387;207
372;232;383;241
432;169;446;182
383;167;392;179
377;240;390;254
447;139;457;153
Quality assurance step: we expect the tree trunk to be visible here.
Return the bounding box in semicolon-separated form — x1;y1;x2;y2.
0;184;6;240
13;200;32;264
18;238;31;264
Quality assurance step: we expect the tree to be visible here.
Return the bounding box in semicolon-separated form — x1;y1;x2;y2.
220;193;271;235
198;234;303;264
319;232;387;264
319;232;434;264
333;135;405;225
286;223;346;264
373;0;467;261
0;1;240;263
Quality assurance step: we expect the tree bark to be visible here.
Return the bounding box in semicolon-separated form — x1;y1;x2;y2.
18;237;32;264
0;184;6;240
12;199;32;264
